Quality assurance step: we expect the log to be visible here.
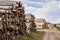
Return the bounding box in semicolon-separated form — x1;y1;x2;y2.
25;14;36;34
0;1;26;40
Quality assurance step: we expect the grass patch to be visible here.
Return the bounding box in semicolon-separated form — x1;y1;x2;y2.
21;31;45;40
54;24;60;31
55;27;60;31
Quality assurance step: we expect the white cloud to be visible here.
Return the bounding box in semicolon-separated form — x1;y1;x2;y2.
25;0;60;23
56;18;60;23
32;8;49;19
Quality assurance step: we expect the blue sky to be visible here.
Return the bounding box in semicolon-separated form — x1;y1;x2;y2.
1;0;60;24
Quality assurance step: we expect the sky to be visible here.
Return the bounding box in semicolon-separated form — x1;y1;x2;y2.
0;0;60;24
21;0;60;24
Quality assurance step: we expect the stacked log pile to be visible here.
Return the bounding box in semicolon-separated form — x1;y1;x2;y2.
0;1;26;40
25;14;36;34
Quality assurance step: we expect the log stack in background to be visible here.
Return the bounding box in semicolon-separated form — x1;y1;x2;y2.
0;1;26;40
25;14;36;35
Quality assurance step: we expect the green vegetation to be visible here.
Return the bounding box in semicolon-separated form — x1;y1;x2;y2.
54;24;56;27
54;24;60;31
55;27;60;31
18;31;45;40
